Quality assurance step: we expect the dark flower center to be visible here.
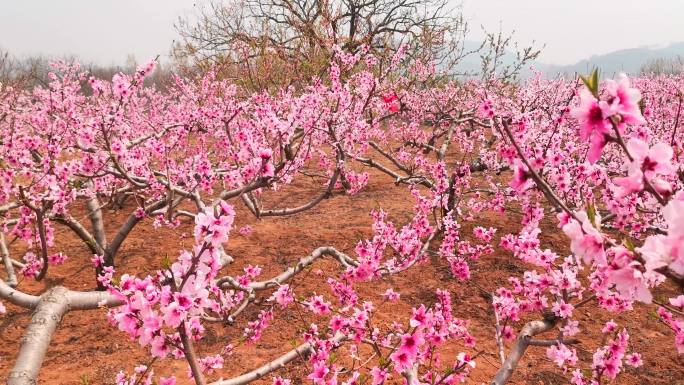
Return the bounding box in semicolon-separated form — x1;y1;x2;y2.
589;104;604;123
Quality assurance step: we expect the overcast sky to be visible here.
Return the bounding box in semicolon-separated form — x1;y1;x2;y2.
0;0;682;66
463;0;684;64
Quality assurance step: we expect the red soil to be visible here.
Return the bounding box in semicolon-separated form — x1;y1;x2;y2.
1;168;683;385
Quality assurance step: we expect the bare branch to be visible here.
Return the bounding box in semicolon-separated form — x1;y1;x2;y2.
1;232;17;287
180;322;207;385
209;333;346;385
218;246;356;292
86;195;107;251
490;315;559;385
4;284;122;385
7;287;70;385
0;279;39;309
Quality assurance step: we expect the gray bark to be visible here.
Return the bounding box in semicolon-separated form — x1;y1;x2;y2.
0;279;39;309
490;316;558;385
1;233;17;287
7;287;70;385
86;196;107;251
209;333;346;385
1;282;121;385
218;247;356;291
105;199;168;264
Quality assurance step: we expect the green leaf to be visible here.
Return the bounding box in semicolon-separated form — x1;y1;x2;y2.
580;68;600;97
648;310;660;320
623;238;636;252
590;69;599;94
586;201;597;227
161;255;172;269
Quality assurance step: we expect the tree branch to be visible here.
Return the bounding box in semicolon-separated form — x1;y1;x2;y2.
218;246;356;292
86;195;107;251
1;232;17;287
1;281;122;385
209;333;346;385
490;315;559;385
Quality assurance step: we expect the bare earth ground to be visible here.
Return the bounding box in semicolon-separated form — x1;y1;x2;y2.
1;167;683;385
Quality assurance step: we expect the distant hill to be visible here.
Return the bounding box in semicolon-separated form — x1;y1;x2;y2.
450;41;684;79
539;42;684;77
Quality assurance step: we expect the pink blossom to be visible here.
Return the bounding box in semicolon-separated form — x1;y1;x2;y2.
330;315;347;332
501;325;515;342
409;305;428;328
552;301;574;318
194;202;234;246
239;225;253;236
269;285;294;308
546;343;578;368
272;377;291;385
661;195;684;274
370;367;389;385
606;261;653;303
636;234;669;273
91;254;105;267
382;92;400;113
669;295;684;309
20;252;43;278
561;320;580;337
602;320;618;334
162;301;185;328
604;73;646;126
307;295;332;315
510;159;533;192
625;352;643;367
571;88;611;162
561;211;605;265
614;139;674;197
389;349;412;373
478;98;495;118
262;161;275;178
383;288;400;303
134;207;146;219
455;352;476;368
150;335;170;358
308;361;330;384
397;331;424;358
48;252;67;265
570;369;586;385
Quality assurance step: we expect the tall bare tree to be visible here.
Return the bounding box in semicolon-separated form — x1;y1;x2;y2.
174;0;483;88
640;55;684;75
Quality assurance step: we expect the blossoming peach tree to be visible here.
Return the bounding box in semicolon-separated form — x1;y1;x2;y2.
1;45;683;385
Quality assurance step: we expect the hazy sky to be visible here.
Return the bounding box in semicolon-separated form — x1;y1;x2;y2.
0;0;683;66
463;0;684;64
0;0;196;65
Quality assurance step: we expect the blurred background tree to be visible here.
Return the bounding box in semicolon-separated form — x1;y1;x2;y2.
640;55;684;75
172;0;538;89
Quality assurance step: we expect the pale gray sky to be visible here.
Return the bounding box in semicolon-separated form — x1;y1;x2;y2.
463;0;684;64
0;0;682;65
0;0;196;65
